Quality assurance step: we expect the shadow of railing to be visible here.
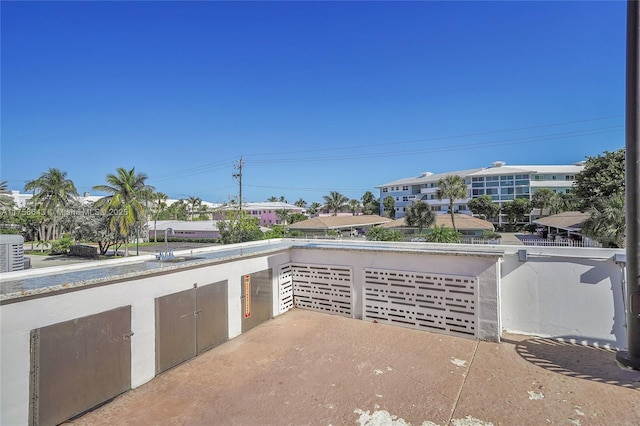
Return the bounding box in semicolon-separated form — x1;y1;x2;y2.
503;337;640;390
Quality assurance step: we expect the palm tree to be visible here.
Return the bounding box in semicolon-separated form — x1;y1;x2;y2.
93;167;154;257
582;195;625;248
361;191;378;215
187;196;202;221
152;192;168;242
531;188;559;217
323;191;348;216
25;168;78;240
294;198;307;208
436;175;468;231
0;180;15;210
276;209;290;226
348;199;361;215
307;202;322;217
404;201;436;235
267;196;278;202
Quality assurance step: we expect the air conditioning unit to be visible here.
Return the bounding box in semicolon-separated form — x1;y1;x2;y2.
0;234;25;272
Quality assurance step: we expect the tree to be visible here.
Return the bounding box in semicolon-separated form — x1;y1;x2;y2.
501;198;532;229
289;213;307;224
161;199;188;220
573;149;625;210
404;201;435;234
582;194;626;248
366;227;403;242
361;191;379;215
217;211;263;244
275;209;291;226
267;196;278;202
187;196;202;221
426;225;462;243
383;195;396;219
323;191;349;216
531;188;559;217
0;180;14;210
25;168;78;241
294;198;307;208
307;202;322;217
152;192;168;242
552;192;579;214
468;195;500;221
93;167;154;257
348;199;361;215
436;175;468;231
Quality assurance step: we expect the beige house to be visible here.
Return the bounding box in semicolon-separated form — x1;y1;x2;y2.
381;213;495;237
287;215;392;237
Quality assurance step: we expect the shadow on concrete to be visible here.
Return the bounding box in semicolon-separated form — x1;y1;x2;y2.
503;337;640;390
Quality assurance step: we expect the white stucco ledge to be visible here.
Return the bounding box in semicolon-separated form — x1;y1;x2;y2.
0;239;291;304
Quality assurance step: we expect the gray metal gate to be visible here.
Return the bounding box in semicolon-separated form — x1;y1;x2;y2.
156;281;228;374
29;306;132;426
196;280;228;353
241;269;273;333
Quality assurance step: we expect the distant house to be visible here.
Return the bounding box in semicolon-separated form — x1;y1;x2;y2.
380;213;494;237
148;220;221;240
212;202;304;227
287;215;392;237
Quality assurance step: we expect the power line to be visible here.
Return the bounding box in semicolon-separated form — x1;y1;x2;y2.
245;126;623;165
243;114;623;158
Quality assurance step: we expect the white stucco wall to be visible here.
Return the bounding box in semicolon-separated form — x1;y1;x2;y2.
0;240;627;425
500;246;626;349
0;251;291;426
290;246;501;341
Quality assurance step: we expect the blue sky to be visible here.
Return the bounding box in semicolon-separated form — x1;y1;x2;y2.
1;1;626;204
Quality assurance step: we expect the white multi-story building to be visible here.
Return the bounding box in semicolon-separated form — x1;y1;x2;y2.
377;161;585;224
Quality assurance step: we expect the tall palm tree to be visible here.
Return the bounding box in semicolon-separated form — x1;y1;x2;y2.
187;196;202;221
436;175;468;231
267;196;278;202
93;167;154;256
153;192;168;242
25;168;78;240
404;201;436;235
323;191;349;216
294;198;307;208
348;199;361;215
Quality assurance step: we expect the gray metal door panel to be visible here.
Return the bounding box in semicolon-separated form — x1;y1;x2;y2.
29;306;132;426
156;288;197;374
241;269;273;333
196;280;228;354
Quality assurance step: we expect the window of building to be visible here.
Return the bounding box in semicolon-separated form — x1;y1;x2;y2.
515;186;530;195
486;181;500;187
486;188;498;195
486;176;499;181
472;189;485;196
565;175;574;180
472;182;484;188
472;177;485;182
402;185;409;191
501;187;514;195
552;176;557;180
402;196;409;201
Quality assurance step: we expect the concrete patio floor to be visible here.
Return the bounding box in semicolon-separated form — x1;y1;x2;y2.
70;309;640;426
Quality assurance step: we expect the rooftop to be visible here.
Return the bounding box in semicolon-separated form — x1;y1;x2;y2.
71;308;640;425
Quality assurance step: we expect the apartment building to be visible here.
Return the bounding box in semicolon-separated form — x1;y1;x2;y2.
377;161;585;224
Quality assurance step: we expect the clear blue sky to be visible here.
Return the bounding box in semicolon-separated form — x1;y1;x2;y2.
1;1;626;204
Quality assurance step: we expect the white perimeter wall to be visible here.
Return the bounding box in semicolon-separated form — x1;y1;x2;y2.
0;251;291;426
500;246;626;349
0;241;627;425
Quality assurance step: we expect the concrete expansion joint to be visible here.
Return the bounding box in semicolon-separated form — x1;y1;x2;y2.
446;340;480;425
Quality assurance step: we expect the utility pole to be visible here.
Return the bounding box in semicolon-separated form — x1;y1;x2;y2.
233;157;244;211
617;0;640;370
